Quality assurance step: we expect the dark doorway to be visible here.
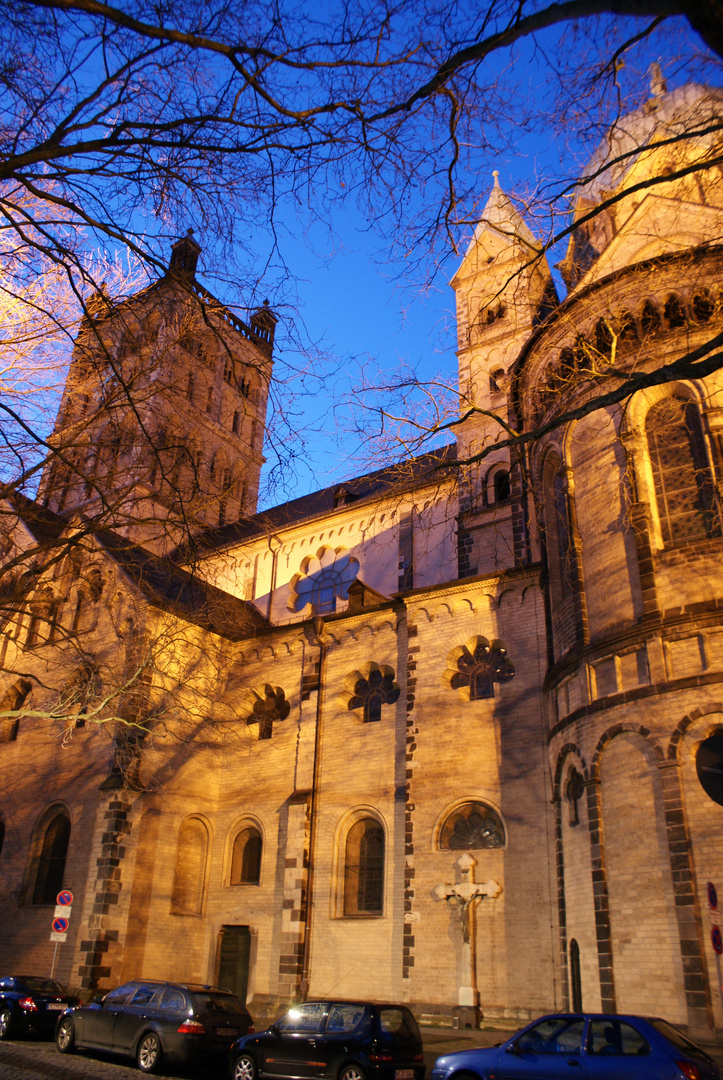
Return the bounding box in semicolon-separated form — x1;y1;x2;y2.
216;925;251;1003
570;939;582;1011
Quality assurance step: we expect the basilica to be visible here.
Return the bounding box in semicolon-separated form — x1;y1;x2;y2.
1;76;723;1037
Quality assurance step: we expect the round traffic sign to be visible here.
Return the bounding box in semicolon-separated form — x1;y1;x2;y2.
708;882;718;911
56;890;73;906
712;926;722;955
52;917;69;934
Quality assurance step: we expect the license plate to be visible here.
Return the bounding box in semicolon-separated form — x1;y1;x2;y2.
395;1071;414;1078
216;1027;240;1037
47;1003;67;1010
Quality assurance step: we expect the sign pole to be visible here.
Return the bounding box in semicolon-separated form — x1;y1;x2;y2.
49;941;59;984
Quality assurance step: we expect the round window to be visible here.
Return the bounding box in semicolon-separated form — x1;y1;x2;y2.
696;733;723;805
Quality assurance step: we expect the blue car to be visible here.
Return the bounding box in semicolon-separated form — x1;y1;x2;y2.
430;1013;719;1080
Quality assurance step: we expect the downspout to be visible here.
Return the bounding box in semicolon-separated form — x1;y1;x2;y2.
299;614;325;1000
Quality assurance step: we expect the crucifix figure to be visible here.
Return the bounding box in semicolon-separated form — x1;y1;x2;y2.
433;853;501;1018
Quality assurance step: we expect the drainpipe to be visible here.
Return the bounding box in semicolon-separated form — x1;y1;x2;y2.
299;615;325;1000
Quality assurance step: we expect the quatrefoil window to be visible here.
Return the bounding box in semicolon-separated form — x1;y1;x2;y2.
245;684;290;740
446;636;515;701
347;664;401;723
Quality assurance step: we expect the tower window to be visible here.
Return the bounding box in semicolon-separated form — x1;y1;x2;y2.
224;360;233;385
186;372;194;402
489;368;505;393
206;386;213;413
232;411;240;435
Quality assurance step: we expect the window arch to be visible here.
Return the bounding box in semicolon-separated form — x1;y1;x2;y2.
438;802;505;850
32;810;71;904
230;825;262;885
0;678;32;743
489;367;505;393
645;397;721;546
171;816;209;915
343;817;385;916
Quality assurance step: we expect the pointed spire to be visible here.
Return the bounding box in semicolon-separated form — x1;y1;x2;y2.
464;173;540;256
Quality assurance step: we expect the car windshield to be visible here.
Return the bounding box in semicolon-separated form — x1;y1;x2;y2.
20;978;64;993
650;1019;711;1062
378;1008;421;1044
193;993;247;1015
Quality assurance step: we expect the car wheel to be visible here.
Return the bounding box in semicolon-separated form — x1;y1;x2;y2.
56;1017;76;1054
136;1031;162;1074
339;1065;366;1080
0;1008;12;1040
233;1053;257;1080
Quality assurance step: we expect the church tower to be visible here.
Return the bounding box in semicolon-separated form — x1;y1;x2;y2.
38;233;276;554
450;175;557;576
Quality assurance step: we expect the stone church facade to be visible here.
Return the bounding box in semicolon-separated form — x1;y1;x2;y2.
2;78;723;1036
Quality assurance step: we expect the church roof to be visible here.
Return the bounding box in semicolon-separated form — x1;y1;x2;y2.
7;493;269;640
177;444;458;560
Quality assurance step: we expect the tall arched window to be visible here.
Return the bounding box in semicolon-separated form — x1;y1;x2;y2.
230;826;262;885
0;679;32;743
552;467;573;595
33;811;71;904
570;939;582;1011
170;817;208;915
0;814;5;860
646;398;721;546
344;818;384;916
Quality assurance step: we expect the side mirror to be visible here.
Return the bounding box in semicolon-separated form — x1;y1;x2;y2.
505;1041;519;1055
93;995;105;1005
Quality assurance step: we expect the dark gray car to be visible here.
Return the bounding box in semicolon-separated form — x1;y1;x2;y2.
56;979;254;1073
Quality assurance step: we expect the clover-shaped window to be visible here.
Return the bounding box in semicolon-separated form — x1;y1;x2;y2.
347;664;400;723
290;547;360;615
245;684;290;740
440;802;505;850
446;636;515;701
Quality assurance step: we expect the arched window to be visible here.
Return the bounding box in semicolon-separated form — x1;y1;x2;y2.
170;817;208;915
646;398;721;546
493;470;511;503
33;811;71;904
439;802;505;850
570;940;582;1011
640;300;661;335
664;294;686;329
230;826;262;885
0;814;5;860
489;368;505;393
552;467;573;595
344;818;384;916
693;290;715;323
0;679;32;743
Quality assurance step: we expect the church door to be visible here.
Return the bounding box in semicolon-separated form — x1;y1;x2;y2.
216;925;251;1003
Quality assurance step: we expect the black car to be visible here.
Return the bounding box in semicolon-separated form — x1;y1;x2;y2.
229;1001;425;1080
56;979;254;1073
0;976;81;1040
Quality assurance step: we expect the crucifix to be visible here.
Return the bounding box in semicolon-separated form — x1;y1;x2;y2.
433;853;501;1022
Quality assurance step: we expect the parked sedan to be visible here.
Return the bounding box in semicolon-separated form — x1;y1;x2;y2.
56;979;253;1073
430;1013;719;1080
0;976;80;1040
229;1000;425;1080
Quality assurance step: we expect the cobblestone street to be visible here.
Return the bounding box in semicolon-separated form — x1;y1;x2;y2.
4;1028;723;1080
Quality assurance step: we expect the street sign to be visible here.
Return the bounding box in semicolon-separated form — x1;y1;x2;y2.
710;910;721;927
52;917;69;934
712;926;722;955
54;904;72;918
708;882;718;910
50;931;68;943
56;890;73;906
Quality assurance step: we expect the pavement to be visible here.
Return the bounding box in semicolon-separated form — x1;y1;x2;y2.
2;1026;723;1079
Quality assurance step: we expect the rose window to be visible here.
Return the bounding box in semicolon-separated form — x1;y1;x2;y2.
347;664;400;722
290;547;360;615
446;636;515;700
245;684;290;740
440;802;505;850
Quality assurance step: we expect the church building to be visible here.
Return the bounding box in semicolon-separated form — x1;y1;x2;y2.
2;77;723;1038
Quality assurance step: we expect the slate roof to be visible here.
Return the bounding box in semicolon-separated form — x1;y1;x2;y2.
175;443;458;561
